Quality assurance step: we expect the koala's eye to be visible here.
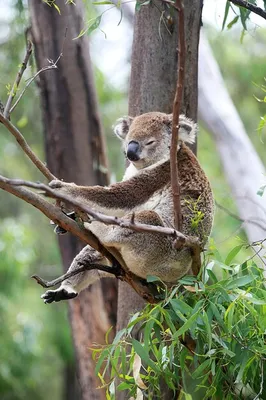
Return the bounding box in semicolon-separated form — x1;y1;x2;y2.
146;140;155;146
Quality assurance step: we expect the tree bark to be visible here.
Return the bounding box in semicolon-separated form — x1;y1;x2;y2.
198;34;266;249
117;1;203;397
29;1;117;399
118;0;202;328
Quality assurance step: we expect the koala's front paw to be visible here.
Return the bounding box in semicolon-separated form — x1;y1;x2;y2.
41;286;78;304
49;179;64;189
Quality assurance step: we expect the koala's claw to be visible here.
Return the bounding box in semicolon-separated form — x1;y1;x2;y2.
41;287;78;304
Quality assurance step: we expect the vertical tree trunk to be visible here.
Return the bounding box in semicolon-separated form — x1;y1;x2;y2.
117;1;202;397
29;1;117;399
117;0;202;328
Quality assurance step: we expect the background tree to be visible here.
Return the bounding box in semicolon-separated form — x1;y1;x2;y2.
28;1;118;399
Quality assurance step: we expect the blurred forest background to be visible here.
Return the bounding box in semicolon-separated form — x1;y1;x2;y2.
0;0;265;399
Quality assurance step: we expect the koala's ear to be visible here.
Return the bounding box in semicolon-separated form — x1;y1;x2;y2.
162;113;172;127
113;116;134;140
162;114;197;144
178;115;198;144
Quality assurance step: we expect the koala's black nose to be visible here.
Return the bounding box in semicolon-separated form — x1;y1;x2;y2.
127;141;140;162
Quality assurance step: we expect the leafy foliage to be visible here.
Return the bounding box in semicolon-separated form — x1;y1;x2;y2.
93;245;266;399
222;1;254;32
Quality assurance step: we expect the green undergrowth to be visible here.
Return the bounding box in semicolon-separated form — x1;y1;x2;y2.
93;243;266;399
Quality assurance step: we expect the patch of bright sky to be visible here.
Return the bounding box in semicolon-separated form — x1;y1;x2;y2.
89;6;133;90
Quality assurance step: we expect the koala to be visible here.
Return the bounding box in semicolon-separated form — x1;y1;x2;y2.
41;112;214;304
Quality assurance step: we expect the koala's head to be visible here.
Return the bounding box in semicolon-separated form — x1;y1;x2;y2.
113;111;197;169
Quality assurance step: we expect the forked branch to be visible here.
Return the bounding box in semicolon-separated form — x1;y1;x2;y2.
4;40;33;119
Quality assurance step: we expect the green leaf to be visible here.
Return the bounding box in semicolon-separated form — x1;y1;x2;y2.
92;1;114;4
191;359;211;379
144;318;155;349
74;15;102;39
235;353;250;383
170;299;193;316
240;28;245;44
132;339;160;373
53;3;61;14
178;275;197;285
87;15;102;35
146;275;161;283
225;245;243;265
117;382;132;391
239;6;249;30
206;269;218;283
113;328;126;344
227;15;239;29
257;185;266;197
135;0;151;11
224;301;235;331
173;311;199;339
222;1;230;30
225;275;255;290
95;348;109;376
182;392;192;400
105;325;113;344
202;311;212;351
209;302;226;330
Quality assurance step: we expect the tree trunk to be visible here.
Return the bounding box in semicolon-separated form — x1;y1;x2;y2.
29;1;117;399
117;1;203;397
118;0;202;328
198;34;266;249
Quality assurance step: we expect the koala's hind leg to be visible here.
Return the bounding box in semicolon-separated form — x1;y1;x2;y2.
90;210;192;283
41;245;112;304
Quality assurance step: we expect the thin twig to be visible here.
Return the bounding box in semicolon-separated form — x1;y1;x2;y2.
170;0;185;231
0;113;56;181
228;0;266;21
0;176;201;249
216;201;266;232
9;65;58;115
4;40;33;119
32;263;122;288
9;27;67;115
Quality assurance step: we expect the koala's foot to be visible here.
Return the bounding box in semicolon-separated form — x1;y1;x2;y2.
50;211;76;235
41;286;78;304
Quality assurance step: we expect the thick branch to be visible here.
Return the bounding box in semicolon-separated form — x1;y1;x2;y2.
0;177;162;303
0;176;201;249
170;0;185;231
0;113;56;181
4;40;33;119
228;0;266;21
